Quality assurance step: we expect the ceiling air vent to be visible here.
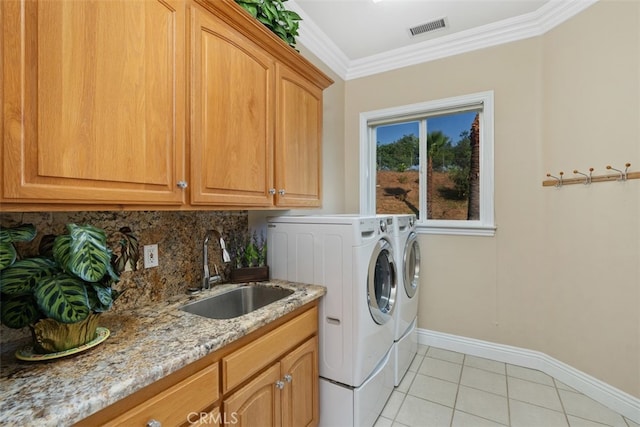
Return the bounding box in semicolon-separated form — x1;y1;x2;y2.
409;18;447;37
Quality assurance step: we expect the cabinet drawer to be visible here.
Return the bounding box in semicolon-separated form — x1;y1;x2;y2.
104;364;219;427
222;306;317;393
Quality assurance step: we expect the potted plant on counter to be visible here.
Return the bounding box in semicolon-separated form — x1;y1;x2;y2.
0;223;138;357
229;230;269;283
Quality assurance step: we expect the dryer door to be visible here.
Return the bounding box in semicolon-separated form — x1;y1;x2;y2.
368;239;397;325
403;232;421;298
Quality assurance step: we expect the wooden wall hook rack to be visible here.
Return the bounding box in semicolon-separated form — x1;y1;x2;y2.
542;163;639;187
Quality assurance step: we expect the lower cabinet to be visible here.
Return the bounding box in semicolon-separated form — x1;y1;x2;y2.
225;363;282;426
224;336;318;427
76;304;318;427
281;337;318;427
100;364;219;427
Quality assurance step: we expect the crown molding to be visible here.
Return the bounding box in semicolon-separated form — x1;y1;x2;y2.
287;0;350;79
289;0;598;81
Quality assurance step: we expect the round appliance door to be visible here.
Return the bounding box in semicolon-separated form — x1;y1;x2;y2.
403;232;421;298
368;239;397;325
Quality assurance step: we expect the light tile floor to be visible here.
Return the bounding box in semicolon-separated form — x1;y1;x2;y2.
376;345;638;427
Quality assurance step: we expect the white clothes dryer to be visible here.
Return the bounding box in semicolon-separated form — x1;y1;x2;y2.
389;214;421;386
268;215;398;427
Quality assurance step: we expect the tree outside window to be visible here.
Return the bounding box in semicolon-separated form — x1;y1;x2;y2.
375;112;479;220
363;91;494;236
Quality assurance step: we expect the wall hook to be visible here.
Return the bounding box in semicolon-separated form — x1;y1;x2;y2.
573;168;593;184
546;171;564;187
543;162;637;187
606;163;630;181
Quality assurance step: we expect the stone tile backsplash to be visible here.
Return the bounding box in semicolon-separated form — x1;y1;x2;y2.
0;210;248;313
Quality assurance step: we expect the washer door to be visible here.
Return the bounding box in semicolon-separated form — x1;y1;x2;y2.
403;232;421;298
368;239;397;325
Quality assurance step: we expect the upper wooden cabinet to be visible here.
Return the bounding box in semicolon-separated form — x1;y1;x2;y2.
1;0;187;205
275;64;323;208
190;2;330;208
1;0;332;210
190;4;275;206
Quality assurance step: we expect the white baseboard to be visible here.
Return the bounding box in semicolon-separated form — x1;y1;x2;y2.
418;328;640;424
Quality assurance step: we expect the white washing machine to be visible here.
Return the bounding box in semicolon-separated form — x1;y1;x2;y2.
389;214;421;386
267;215;398;427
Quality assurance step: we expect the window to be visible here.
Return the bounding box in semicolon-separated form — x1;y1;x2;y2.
360;91;495;236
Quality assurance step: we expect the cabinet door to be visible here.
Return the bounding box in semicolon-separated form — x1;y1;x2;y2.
1;0;186;205
190;5;274;207
280;337;319;427
274;64;323;208
223;363;282;427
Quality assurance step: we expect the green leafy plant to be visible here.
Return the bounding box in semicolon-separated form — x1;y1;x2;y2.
231;230;267;268
235;0;302;48
0;223;137;329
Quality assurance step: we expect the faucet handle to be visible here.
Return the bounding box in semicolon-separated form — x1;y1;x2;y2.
209;265;222;284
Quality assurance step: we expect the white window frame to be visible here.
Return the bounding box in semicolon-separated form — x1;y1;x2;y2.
359;91;496;236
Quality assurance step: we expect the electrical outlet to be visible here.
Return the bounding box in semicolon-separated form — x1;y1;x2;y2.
143;244;159;268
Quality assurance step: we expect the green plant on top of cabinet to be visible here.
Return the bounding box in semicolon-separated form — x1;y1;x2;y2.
234;0;302;48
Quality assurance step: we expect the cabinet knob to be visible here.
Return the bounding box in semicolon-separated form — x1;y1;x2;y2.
275;380;285;390
268;188;276;195
177;181;188;189
146;420;162;427
284;374;292;383
278;189;286;195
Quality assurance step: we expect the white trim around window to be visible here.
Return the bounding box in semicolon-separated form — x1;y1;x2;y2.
359;91;496;236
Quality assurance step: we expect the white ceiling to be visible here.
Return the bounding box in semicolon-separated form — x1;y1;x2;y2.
287;0;598;80
294;0;548;60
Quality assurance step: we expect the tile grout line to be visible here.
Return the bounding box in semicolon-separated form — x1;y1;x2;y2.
508;371;571;414
553;375;572;426
449;353;466;427
392;350;424;424
505;362;512;426
398;352;422;421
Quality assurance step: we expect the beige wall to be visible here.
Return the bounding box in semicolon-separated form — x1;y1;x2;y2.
299;44;347;214
341;0;639;397
538;0;639;397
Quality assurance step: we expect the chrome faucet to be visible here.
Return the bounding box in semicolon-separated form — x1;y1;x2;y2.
202;229;232;290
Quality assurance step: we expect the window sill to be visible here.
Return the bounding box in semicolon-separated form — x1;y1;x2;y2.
416;224;496;237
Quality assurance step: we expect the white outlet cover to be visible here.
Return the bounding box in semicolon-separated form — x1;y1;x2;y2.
143;244;159;268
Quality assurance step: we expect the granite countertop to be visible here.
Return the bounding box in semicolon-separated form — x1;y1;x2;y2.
0;280;325;426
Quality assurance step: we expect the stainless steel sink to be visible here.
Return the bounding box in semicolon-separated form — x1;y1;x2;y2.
180;285;294;319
